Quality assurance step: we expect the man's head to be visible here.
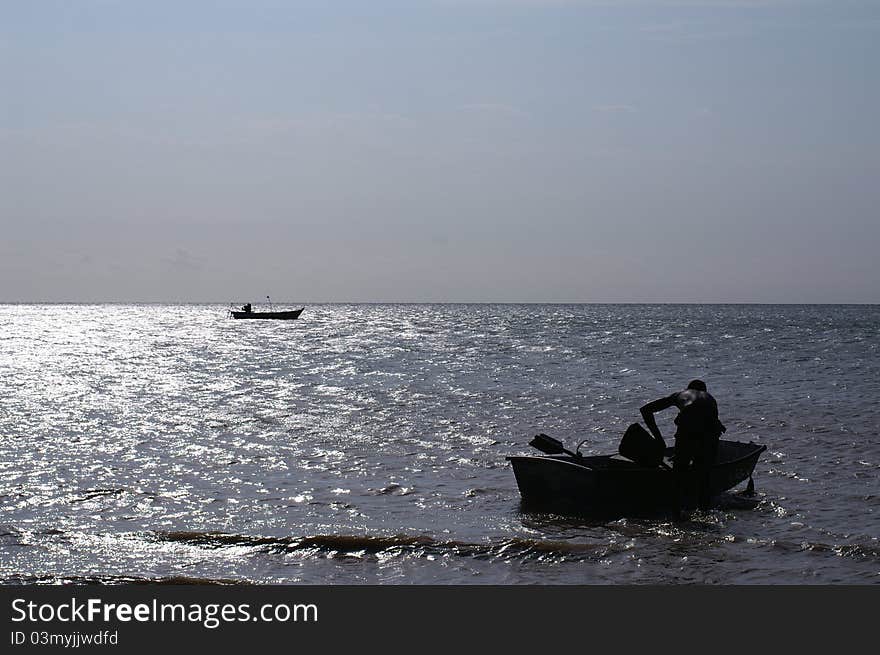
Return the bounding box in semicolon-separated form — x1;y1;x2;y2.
687;379;707;392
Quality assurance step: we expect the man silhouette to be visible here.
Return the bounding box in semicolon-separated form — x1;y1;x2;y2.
640;379;727;512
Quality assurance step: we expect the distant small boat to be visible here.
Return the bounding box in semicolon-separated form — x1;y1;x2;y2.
507;438;766;515
230;306;304;320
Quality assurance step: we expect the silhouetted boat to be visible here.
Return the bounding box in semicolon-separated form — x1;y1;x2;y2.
230;307;304;320
507;439;767;515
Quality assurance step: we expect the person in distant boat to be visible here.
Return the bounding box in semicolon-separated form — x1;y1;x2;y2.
640;379;726;512
242;303;252;313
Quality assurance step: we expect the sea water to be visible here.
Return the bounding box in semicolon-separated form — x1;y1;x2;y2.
1;303;877;584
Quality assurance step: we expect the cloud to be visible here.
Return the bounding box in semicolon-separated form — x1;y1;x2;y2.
162;248;204;272
437;0;804;6
458;103;531;118
592;104;637;113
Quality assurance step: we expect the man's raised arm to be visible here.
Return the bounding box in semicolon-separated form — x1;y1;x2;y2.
640;395;676;446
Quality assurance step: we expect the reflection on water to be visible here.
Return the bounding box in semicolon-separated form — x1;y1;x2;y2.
0;303;878;583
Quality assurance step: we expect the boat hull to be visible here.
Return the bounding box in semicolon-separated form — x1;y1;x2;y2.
231;308;304;320
507;439;766;515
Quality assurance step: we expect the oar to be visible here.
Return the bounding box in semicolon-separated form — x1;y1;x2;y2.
529;433;581;459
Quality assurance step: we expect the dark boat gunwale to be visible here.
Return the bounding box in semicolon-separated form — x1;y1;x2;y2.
507;440;766;472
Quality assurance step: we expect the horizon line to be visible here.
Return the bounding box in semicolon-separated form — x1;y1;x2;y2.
1;300;878;306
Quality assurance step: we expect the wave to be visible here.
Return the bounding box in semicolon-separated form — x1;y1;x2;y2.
150;530;880;564
69;488;129;503
1;574;249;586
150;530;615;561
767;539;880;561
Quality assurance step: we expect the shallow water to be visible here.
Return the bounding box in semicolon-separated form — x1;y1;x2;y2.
1;303;878;584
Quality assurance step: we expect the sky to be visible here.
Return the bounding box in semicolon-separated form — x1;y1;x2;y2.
1;0;878;303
